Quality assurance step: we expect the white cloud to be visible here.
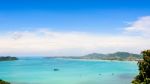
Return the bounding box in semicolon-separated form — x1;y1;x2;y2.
0;16;150;56
0;29;149;56
125;16;150;36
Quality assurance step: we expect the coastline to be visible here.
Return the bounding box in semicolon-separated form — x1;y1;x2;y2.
54;58;138;63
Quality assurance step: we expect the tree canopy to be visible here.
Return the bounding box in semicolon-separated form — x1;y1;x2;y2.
0;79;10;84
132;50;150;84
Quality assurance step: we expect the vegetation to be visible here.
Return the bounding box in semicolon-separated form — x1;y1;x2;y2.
0;56;18;61
0;79;10;84
47;52;142;61
81;52;142;61
81;52;140;61
132;50;150;84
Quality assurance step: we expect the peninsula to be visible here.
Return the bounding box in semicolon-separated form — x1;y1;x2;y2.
47;52;142;61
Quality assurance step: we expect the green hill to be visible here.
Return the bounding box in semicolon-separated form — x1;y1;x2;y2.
80;52;142;61
58;52;142;61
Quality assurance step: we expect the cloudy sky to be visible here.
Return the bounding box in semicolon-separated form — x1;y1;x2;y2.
0;0;150;56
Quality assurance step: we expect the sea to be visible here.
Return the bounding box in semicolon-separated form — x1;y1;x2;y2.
0;57;138;84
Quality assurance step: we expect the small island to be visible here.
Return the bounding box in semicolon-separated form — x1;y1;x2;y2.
0;56;18;61
0;79;10;84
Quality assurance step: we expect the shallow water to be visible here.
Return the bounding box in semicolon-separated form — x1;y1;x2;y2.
0;57;138;84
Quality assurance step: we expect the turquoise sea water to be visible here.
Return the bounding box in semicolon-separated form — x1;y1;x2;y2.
0;57;138;84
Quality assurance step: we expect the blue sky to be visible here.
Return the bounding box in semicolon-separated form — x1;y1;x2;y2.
0;0;150;56
0;0;150;33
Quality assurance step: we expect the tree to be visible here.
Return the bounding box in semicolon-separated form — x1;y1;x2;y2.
0;79;10;84
132;50;150;84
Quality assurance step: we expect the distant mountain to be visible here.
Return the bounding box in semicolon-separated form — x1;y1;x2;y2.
79;53;106;59
49;52;142;61
78;52;142;61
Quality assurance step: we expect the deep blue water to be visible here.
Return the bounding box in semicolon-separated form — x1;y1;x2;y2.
0;57;138;84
